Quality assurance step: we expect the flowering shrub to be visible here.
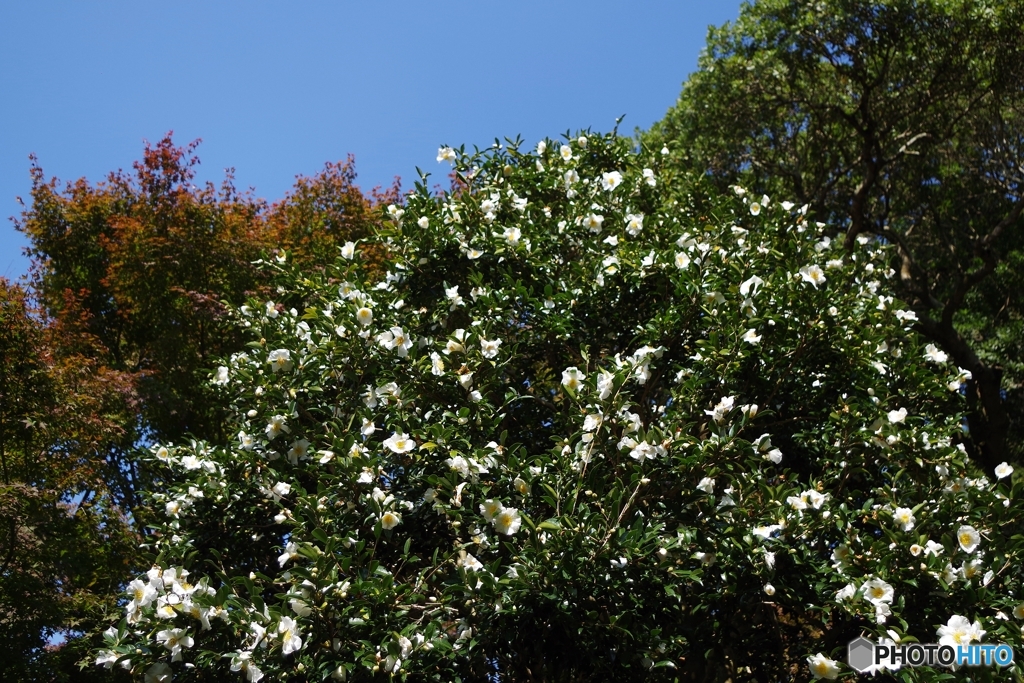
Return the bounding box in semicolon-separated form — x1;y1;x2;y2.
97;132;1024;681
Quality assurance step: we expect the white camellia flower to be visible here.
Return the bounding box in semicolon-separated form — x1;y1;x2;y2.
230;651;264;682
355;306;373;326
799;264;827;288
272;481;291;499
957;525;981;553
764;583;775;596
266;415;289;440
156;627;194;662
494;507;522;535
238;431;254;450
383;432;416;454
642;168;656;186
145;662;174;683
923;343;948;363
807;653;840;679
559;144;573;162
740;275;764;297
601;170;623;191
561;367;584;391
862;577;894;605
341;241;356;259
381;511;402;530
479;499;504;522
995;462;1013;479
436;146;456;164
213;366;229;385
696;477;715;494
480;338;501;359
625;213;644;236
887;407;908;424
278;541;299;568
457;550;484;571
675;252;691;269
278;616;303;655
742;329;762;344
937;614;985;647
267;349;293;373
584;213;604;233
893;507;915;531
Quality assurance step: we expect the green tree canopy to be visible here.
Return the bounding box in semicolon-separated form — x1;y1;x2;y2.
645;0;1024;473
93;132;1023;682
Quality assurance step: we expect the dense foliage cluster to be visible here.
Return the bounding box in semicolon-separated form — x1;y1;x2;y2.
92;132;1023;681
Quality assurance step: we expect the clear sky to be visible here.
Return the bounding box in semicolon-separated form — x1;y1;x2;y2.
0;1;742;281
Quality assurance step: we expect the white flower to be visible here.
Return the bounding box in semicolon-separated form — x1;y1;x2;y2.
642;168;656;186
893;507;915;531
264;301;279;318
494;507;522;535
503;226;522;246
763;583;775;596
356;307;373;326
381;511;402;530
145;662;174;683
835;583;857;601
266;415;289;440
862;578;894;605
601;171;623;192
910;543;924;556
923;343;948;363
564;169;579;186
230;651;264;682
278;541;299;568
430;352;445;376
625;213;644;236
924;540;944;557
213;366;229;385
742;329;762;344
272;481;291;499
995;462;1013;480
799;264;827;288
457;550;483;571
752;524;781;539
887;407;908;424
895;309;918;322
479;499;504;522
739;275;764;297
610;557;628;570
807;653;840;679
749;202;761;216
957;525;981;553
378;326;413;357
278;616;303;655
383;432;415;454
238;431;254;450
561;367;584;392
341;241;356;259
156;627;194;662
584;213;604;233
629;440;665;462
674;252;691;269
559;144;573;162
696;477;715;494
437;146;456;164
937;614;985;647
705;395;735;424
268;349;293;373
287;439;309;463
480;338;501;359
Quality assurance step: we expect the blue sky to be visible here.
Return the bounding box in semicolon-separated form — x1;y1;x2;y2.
0;1;742;281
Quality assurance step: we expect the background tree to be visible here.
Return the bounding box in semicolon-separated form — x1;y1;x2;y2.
0;279;137;681
12;135;391;677
644;0;1024;472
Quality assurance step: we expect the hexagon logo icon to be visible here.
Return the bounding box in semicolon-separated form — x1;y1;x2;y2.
847;637;875;673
